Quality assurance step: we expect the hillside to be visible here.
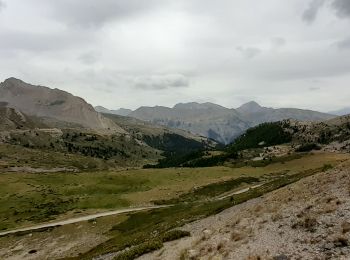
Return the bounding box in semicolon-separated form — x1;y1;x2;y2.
0;79;217;170
95;106;132;116
329;107;350;116
0;106;46;131
0;108;349;259
127;101;334;144
103;113;217;152
0;78;123;132
139;159;350;260
150;115;350;169
237;101;334;125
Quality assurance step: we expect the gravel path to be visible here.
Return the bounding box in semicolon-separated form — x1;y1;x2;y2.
0;205;170;237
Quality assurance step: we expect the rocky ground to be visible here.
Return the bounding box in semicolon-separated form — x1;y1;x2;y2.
140;159;350;260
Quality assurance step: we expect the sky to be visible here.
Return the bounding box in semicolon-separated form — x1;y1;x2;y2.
0;0;349;111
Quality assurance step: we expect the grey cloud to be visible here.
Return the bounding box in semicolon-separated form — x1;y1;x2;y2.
1;0;350;111
336;37;350;50
0;0;5;11
302;0;325;23
236;47;262;59
45;0;168;28
332;0;350;18
271;37;286;48
309;86;321;91
0;30;94;52
78;52;101;64
133;74;189;90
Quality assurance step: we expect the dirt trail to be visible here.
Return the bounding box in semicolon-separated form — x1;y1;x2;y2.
0;205;170;237
215;183;264;200
0;182;265;239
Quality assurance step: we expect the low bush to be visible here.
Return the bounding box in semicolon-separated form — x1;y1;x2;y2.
295;143;321;152
162;230;190;242
115;240;163;260
322;164;333;172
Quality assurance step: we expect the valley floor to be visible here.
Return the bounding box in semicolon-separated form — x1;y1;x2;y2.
139;159;350;260
0;152;349;260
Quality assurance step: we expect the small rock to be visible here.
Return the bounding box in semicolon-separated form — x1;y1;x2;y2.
203;229;212;239
188;249;197;258
322;243;333;251
273;254;289;260
334;236;349;247
342;221;350;234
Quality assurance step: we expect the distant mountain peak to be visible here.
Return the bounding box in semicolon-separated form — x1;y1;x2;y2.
2;77;27;90
328;107;350;116
95;106;132;117
237;101;263;114
0;78;125;132
4;77;22;83
173;102;227;110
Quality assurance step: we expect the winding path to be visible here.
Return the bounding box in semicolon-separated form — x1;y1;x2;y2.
0;205;170;237
0;183;265;237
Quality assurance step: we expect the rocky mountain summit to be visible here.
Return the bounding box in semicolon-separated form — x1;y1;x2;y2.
94;106;132;117
0;78;122;132
126;101;334;144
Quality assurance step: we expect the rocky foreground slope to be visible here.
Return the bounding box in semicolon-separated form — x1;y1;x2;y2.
140;159;350;260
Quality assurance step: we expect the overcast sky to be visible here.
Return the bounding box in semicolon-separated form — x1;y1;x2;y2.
0;0;349;111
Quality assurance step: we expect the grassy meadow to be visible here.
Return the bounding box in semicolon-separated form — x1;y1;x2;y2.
0;152;348;232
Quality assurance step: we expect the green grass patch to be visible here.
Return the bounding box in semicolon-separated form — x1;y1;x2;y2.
230;153;303;168
153;176;259;204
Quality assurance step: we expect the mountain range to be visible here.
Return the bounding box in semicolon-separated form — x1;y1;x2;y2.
0;78;216;168
97;101;335;144
328;107;350;116
0;77;338;146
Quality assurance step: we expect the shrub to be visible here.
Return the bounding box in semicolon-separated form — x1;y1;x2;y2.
322;164;333;172
162;230;190;242
115;240;163;260
295;143;321;152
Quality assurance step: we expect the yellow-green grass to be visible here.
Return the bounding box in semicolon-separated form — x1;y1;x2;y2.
121;152;349;204
0;143;159;171
73;165;336;259
0;152;348;231
0;144;112;171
